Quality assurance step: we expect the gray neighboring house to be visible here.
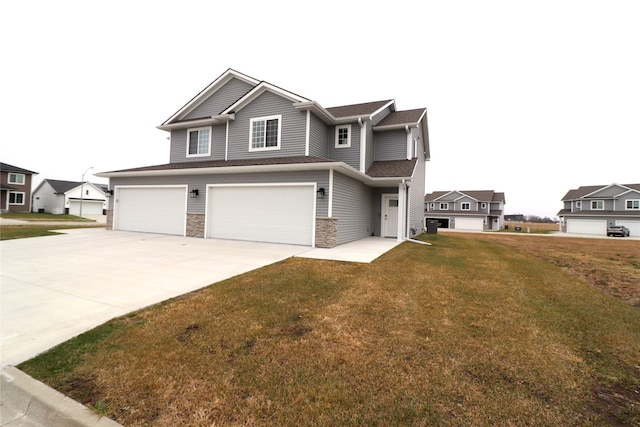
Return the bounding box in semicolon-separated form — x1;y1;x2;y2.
424;190;506;231
96;68;430;247
0;162;38;213
32;179;109;215
558;183;640;236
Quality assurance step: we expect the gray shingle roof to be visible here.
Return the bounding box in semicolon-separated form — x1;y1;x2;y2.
561;184;640;200
375;109;426;127
0;162;38;175
325;100;393;118
425;190;505;203
366;159;417;178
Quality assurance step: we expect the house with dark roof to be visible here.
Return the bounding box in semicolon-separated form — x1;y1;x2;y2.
96;69;430;247
424;190;506;231
32;179;108;216
557;183;640;236
0;162;38;213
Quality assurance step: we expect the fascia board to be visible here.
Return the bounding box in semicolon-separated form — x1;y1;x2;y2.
370;100;396;118
221;82;309;115
293;101;337;124
156;114;235;131
161;69;259;126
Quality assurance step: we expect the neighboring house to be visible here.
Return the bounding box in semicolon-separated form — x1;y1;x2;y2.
424;190;506;231
0;162;38;213
32;179;108;216
504;214;525;222
557;183;640;236
96;68;430;248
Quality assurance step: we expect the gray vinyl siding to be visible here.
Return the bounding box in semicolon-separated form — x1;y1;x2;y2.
371;105;393;125
109;170;329;216
371;187;397;236
588;185;629;198
327;123;360;169
169;124;226;163
373;129;406;161
409;157;425;235
619;192;640;212
365;123;375;171
184;77;255;119
332;172;373;244
227;91;306;160
308;113;328;158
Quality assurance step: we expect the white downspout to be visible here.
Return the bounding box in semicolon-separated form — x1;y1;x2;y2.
405;125;412;160
397;180;406;242
225;121;230;161
328;169;334;217
358;117;366;173
305;110;310;156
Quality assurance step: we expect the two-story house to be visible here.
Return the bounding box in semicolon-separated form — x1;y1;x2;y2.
424;190;505;231
96;69;430;248
0;162;38;213
32;179;109;216
558;183;640;236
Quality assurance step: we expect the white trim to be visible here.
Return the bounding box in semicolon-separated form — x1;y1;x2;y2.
461;202;471;210
335;124;351;148
358;118;366;173
591;200;604;210
328;169;334;217
249;114;282;152
225;121;230;161
305;110;310;156
626;199;640;210
8;191;25;205
8;173;25;185
186;126;212;157
381;194;399;239
439;202;449;210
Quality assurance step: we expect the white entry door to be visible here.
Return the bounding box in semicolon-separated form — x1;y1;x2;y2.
382;195;398;237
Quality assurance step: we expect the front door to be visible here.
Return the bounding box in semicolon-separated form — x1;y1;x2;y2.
382;195;398;237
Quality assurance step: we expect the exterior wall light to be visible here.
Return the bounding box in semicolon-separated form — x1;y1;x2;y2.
316;187;325;199
190;189;199;198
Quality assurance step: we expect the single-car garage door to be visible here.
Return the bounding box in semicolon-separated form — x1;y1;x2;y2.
454;217;484;231
114;186;187;235
69;200;103;216
207;184;315;246
616;220;640;237
566;219;606;235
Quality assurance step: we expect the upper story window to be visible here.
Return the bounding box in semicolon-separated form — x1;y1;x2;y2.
576;201;582;208
461;202;471;210
439;202;448;210
250;115;281;151
481;203;487;209
9;192;24;205
430;203;434;209
8;173;25;185
187;127;211;157
626;200;640;210
591;200;604;210
335;124;351;148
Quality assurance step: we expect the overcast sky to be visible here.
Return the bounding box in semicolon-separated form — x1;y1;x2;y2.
2;1;638;218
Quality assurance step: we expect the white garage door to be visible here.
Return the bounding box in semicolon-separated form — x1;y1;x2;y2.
69;200;103;216
207;184;315;246
454;217;484;231
566;219;606;235
616;220;640;237
114;186;186;235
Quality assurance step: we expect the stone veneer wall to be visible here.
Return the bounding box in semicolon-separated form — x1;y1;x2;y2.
315;217;338;248
106;209;113;230
186;213;206;238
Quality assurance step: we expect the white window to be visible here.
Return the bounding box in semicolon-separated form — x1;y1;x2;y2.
250;115;281;151
430;203;434;209
187;127;211;157
481;203;487;209
461;202;471;210
9;192;24;205
576;201;582;208
335;124;351;148
591;200;604;210
626;200;640;210
439;202;448;210
8;173;25;185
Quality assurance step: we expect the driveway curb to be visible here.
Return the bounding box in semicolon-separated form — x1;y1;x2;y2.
1;366;122;427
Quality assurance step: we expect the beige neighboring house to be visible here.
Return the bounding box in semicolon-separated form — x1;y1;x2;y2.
32;179;108;216
0;162;38;213
425;190;506;231
558;183;640;236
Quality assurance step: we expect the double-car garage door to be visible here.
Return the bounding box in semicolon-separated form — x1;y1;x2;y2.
566;219;607;235
113;184;315;245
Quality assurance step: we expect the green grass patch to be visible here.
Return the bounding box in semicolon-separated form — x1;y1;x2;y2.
18;234;640;426
0;224;104;240
0;212;93;221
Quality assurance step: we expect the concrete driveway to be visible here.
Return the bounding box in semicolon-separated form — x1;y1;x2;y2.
0;229;312;367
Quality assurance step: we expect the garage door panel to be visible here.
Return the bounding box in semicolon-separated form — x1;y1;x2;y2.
69;201;103;216
115;187;186;235
207;185;314;246
566;219;606;235
455;217;484;230
616;220;640;237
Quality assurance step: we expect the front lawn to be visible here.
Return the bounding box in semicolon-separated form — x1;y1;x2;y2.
19;234;640;426
0;212;93;221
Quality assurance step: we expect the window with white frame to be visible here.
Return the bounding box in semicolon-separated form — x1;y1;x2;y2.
335;124;351;148
481;203;486;209
439;202;448;210
591;200;604;210
9;192;24;205
250;115;281;151
8;173;25;185
626;199;640;210
576;201;582;208
187;127;211;157
430;203;434;209
461;202;471;210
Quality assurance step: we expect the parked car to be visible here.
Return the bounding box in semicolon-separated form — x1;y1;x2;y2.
607;225;630;237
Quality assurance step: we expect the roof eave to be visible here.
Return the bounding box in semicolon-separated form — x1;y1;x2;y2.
157;114;235;131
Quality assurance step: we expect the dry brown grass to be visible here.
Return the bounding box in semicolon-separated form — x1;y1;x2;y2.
503;221;559;233
20;234;640;426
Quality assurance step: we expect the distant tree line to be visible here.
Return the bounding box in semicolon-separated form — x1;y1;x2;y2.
524;215;557;223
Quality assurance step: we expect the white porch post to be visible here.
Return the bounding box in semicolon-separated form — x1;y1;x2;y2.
397;182;406;241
